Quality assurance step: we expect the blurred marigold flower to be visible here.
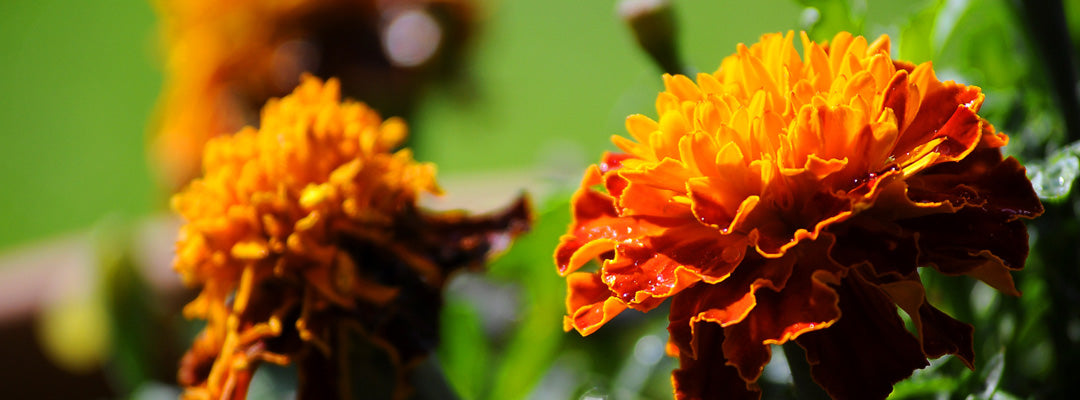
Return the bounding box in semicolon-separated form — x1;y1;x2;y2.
151;0;474;189
555;31;1042;399
173;75;529;400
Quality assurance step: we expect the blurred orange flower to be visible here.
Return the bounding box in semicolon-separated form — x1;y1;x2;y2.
555;31;1042;399
173;75;529;400
152;0;474;189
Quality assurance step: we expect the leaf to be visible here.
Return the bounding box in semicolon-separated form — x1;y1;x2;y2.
888;376;959;399
963;348;1005;400
1025;140;1080;202
438;299;489;400
487;198;572;399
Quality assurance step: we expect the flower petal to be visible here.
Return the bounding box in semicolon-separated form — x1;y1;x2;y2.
903;209;1029;295
796;269;929;400
672;322;761;400
906;147;1043;221
564;272;628;335
667;253;796;359
720;238;843;382
603;224;749;310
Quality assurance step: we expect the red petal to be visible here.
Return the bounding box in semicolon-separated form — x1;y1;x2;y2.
668;254;796;359
564;272;628;335
829;219;919;277
555;165;667;275
672;322;761;400
878;276;975;369
902;209;1029;295
894;77;983;162
907;148;1043;221
796;269;929;400
721;238;843;382
603;224;748;310
917;302;975;367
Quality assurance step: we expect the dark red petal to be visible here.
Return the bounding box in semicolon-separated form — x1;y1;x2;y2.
829;219;919;278
881;70;918;134
667;254;795;359
796;270;929;400
743;182;852;256
902;208;1029;295
918;302;975;368
672;322;761;400
878;275;975;369
907;148;1043;220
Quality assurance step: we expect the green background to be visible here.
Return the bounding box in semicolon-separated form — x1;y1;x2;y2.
0;0;917;251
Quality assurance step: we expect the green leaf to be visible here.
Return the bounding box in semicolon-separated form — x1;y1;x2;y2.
964;349;1006;400
488;199;571;399
1025;140;1080;202
889;376;959;399
439;298;491;400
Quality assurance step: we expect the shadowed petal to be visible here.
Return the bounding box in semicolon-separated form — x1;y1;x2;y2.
672;322;761;400
797;270;929;400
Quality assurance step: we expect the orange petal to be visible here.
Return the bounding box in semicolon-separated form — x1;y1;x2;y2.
564;272;628;335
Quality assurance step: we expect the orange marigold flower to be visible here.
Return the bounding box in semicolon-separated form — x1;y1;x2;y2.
555;31;1043;399
151;0;474;188
173;75;529;400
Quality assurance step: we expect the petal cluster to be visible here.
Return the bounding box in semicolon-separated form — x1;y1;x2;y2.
173;75;529;400
555;31;1042;399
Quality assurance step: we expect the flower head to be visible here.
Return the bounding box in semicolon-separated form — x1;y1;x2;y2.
173;75;529;400
152;0;475;188
555;31;1042;399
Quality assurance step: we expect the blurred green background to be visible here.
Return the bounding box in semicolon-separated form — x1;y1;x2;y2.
0;0;920;251
0;0;159;249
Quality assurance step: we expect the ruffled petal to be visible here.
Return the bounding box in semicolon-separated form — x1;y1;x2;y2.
906;147;1043;221
555;165;667;275
667;254;796;359
721;238;843;382
903;208;1030;295
672;322;761;400
564;272;628;335
796;270;929;400
603;223;750;308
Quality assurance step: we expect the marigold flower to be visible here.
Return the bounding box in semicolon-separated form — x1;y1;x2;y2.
151;0;474;188
173;75;529;400
555;31;1043;399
